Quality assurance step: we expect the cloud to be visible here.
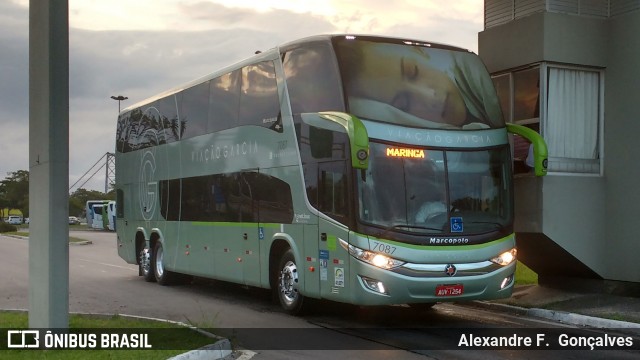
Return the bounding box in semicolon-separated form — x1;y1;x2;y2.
0;0;483;191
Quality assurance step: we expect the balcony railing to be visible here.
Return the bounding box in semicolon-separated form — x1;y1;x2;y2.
485;0;640;28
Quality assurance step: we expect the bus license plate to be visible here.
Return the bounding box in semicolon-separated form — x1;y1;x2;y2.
435;284;464;297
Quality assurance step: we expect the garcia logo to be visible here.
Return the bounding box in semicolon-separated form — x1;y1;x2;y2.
139;150;157;221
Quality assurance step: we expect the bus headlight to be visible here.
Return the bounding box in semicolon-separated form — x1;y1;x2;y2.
339;239;405;270
491;248;517;266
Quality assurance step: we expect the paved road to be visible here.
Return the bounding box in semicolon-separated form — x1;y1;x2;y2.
1;232;638;359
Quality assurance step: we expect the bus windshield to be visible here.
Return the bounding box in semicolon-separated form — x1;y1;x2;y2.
358;142;512;236
334;37;504;129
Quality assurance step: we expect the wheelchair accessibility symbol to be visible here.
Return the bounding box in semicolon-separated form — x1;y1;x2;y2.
450;217;463;233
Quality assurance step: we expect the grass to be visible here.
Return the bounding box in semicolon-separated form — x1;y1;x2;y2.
514;260;538;286
1;311;218;359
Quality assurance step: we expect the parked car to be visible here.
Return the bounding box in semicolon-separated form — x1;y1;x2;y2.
68;216;80;225
7;216;23;225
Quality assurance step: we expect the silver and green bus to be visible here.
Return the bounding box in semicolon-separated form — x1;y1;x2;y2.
115;35;547;314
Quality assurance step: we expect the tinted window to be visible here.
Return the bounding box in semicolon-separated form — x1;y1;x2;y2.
155;96;183;143
334;38;504;129
180;81;210;139
239;61;282;131
210;70;241;132
294;114;351;221
283;43;344;114
159;178;181;221
116;112;131;153
318;161;349;223
123;98;182;152
160;172;293;223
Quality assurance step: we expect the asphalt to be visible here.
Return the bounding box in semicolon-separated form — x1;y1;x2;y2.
170;284;640;360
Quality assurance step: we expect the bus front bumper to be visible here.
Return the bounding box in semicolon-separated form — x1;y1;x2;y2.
347;259;516;306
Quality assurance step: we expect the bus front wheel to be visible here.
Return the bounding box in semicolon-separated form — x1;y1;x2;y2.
277;249;305;315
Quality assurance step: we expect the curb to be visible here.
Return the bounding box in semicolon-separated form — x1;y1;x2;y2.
1;234;92;245
167;339;233;360
470;300;640;332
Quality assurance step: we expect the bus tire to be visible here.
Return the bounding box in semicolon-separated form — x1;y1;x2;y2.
140;242;155;282
276;249;305;315
153;241;176;285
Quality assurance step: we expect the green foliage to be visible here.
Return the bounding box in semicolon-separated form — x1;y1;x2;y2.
0;170;29;218
0;170;116;219
0;222;18;233
515;261;538;285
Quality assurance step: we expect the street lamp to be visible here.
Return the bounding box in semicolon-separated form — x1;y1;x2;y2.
110;95;128;112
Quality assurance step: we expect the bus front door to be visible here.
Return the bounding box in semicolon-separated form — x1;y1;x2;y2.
318;218;351;302
317;161;351;302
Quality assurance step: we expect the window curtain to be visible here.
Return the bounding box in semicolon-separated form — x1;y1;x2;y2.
545;68;599;159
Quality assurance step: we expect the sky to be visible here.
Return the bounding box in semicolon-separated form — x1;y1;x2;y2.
0;0;483;192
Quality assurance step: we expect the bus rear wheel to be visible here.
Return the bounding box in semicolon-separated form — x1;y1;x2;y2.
277;249;305;315
139;242;155;282
153;241;177;285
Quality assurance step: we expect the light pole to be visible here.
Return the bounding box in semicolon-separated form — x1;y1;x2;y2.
110;95;128;112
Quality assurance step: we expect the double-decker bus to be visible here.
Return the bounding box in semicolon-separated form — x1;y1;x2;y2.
115;35;547;314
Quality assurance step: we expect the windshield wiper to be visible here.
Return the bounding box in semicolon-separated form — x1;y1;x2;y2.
376;224;443;238
470;221;505;230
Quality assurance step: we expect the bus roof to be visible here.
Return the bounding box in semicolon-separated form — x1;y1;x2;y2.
120;34;472;116
279;34;470;53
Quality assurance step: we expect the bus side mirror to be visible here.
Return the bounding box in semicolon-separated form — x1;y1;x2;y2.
506;123;548;176
301;112;369;170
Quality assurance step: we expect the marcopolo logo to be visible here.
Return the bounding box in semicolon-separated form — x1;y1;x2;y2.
429;237;469;245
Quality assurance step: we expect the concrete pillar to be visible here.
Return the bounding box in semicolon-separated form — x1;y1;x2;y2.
28;0;70;328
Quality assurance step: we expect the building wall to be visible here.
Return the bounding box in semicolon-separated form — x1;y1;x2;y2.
603;11;640;281
479;12;608;72
479;10;640;282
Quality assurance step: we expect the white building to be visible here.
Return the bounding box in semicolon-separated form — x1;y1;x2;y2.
479;0;640;291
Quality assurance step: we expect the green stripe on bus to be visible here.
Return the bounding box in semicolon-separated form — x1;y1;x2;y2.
190;222;281;229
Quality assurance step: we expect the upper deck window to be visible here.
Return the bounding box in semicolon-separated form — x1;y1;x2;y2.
333;37;504;130
283;43;345;114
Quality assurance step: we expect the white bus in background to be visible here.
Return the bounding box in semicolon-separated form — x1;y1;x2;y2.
106;201;117;231
92;203;106;230
86;200;109;229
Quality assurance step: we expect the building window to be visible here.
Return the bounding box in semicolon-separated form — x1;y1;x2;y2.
492;63;603;175
544;66;601;174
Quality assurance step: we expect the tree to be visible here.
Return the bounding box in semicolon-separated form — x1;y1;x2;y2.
0;171;116;219
0;170;29;218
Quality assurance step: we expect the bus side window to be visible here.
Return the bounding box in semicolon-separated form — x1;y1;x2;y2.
282;44;345;115
239;61;281;131
180;81;210;139
209;70;241;132
318;161;349;224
